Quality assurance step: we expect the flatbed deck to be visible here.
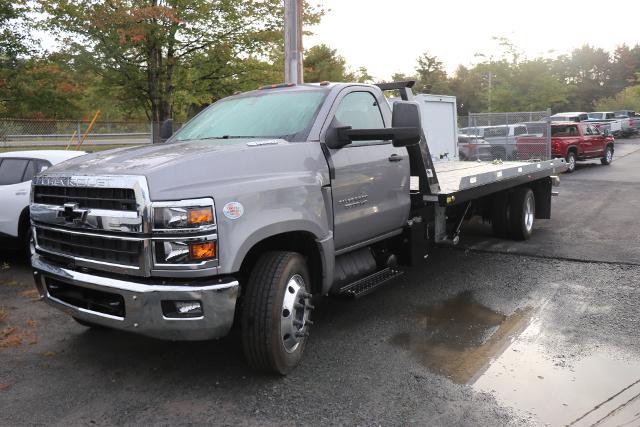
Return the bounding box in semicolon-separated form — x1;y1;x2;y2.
426;159;566;205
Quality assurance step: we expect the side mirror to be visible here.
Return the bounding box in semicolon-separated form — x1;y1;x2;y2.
324;102;422;149
391;101;422;147
159;119;174;140
325;118;353;149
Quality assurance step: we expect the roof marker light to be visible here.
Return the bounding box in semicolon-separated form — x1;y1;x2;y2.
258;83;297;90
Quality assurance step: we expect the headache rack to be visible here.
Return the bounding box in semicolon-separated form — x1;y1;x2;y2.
375;81;565;209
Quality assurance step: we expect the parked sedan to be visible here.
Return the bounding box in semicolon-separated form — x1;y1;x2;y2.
0;150;86;256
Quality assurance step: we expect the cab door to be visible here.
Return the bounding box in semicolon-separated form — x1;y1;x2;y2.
579;124;595;156
322;89;410;250
589;125;606;156
0;158;33;237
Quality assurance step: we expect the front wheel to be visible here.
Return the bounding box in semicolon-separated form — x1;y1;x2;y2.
241;251;313;375
23;226;35;261
601;145;613;165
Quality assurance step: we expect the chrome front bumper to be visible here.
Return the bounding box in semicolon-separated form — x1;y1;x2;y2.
32;254;239;341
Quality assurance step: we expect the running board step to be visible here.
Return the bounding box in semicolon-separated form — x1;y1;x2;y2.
335;267;404;298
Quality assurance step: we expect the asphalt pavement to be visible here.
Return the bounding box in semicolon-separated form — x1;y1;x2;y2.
1;139;640;426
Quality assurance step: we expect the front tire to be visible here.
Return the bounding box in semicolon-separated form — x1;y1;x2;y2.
565;151;576;173
601;145;613;165
23;226;35;261
241;251;313;375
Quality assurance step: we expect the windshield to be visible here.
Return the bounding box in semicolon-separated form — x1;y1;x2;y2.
552;125;578;136
174;89;328;142
588;113;603;120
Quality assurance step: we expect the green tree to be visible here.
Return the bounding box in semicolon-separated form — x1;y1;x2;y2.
492;59;569;112
303;44;370;83
595;85;640;111
414;52;449;94
0;0;33;115
554;45;613;110
39;0;324;125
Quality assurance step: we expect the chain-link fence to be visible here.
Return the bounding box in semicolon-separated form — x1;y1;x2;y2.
457;110;552;162
0;119;157;147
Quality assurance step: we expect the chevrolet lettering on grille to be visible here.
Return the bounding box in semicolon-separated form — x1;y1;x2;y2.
33;176;112;187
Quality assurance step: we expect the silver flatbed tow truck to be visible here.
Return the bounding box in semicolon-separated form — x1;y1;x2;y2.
30;80;566;374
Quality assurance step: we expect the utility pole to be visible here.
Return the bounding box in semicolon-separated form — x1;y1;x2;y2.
284;0;304;84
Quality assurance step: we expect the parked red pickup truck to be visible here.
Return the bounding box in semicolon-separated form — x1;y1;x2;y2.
517;122;614;173
551;123;614;172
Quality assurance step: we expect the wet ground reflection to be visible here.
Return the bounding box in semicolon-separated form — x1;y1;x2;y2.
391;292;640;426
390;292;533;384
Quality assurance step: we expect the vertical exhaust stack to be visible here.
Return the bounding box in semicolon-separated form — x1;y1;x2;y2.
284;0;304;84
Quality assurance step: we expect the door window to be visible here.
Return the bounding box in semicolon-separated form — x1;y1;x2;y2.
335;91;384;145
22;160;39;182
580;125;592;136
514;126;528;136
22;159;50;182
0;159;29;185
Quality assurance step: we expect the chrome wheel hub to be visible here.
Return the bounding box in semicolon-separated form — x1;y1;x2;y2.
607;149;613;162
280;274;312;353
524;197;534;232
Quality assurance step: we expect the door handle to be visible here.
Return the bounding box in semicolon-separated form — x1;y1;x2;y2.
15;191;27;196
388;154;403;162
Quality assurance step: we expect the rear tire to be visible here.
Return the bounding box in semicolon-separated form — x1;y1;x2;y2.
491;192;510;238
509;187;535;241
565;151;576;173
601;145;613;165
241;251;312;375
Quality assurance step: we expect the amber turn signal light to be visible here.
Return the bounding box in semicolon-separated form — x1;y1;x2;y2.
189;242;215;260
188;207;213;225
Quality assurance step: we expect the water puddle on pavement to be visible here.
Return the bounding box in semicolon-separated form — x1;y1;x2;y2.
390;292;534;384
391;293;640;426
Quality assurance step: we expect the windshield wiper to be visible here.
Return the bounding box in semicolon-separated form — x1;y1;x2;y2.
200;135;262;140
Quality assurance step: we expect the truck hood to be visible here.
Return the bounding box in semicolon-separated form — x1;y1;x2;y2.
43;138;330;201
47;139;266;175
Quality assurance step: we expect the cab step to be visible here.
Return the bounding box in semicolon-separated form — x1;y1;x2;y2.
335;267;404;298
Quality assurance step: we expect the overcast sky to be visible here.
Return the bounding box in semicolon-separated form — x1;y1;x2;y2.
306;0;635;80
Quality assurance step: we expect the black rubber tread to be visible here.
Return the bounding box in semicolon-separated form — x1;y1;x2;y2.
491;191;510;238
241;251;309;375
509;187;535;241
18;210;32;261
601;145;613;165
566;151;576;173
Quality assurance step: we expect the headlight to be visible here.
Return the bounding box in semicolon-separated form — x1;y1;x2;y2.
154;239;216;265
151;198;218;269
152;198;215;232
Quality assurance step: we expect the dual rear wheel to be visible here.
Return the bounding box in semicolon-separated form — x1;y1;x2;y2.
491;187;536;241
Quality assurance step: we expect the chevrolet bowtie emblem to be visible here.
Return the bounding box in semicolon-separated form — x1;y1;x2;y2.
59;203;88;224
